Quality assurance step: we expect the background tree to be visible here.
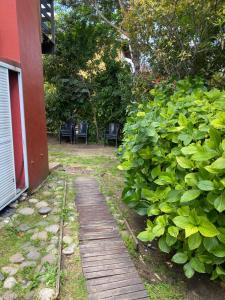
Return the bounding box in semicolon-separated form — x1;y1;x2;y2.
44;2;132;141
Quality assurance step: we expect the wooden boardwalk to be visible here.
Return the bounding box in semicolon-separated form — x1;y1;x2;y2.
75;177;149;300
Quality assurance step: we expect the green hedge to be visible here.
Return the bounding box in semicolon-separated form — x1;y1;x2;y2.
119;78;225;281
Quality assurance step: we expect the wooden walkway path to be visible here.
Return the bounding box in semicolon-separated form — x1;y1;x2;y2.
75;177;149;300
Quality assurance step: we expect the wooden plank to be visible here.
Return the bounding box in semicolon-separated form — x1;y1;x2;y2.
80;239;123;248
82;248;128;258
82;253;129;262
87;277;142;293
83;261;134;273
80;233;119;241
82;257;133;268
107;290;149;300
87;273;140;286
85;267;137;280
88;283;145;300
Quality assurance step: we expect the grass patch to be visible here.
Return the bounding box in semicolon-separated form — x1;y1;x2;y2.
59;177;87;300
145;282;183;300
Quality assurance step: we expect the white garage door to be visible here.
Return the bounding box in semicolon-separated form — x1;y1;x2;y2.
0;66;16;208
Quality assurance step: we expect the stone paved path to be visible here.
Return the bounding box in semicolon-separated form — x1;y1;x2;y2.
75;177;149;300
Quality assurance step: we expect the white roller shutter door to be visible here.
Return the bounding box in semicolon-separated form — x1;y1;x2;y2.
0;66;16;208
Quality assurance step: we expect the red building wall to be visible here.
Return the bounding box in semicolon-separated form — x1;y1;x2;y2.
0;0;49;189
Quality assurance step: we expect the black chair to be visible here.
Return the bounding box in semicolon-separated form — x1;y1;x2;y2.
75;121;88;144
104;123;120;147
59;121;74;144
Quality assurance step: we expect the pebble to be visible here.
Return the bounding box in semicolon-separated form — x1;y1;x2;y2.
36;221;49;227
38;288;55;300
31;231;48;241
18;208;34;216
41;254;56;265
9;253;24;264
3;277;17;289
2;291;17;300
9;202;18;209
28;198;39;204
63;236;73;244
21;242;31;250
18;224;30;232
20;261;36;269
24;245;37;253
35;201;48;209
41;191;52;197
27;250;41;261
45;224;59;234
62;243;76;255
38;207;52;215
2;266;18;276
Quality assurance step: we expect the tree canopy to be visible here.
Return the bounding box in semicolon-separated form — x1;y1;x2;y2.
44;0;224;140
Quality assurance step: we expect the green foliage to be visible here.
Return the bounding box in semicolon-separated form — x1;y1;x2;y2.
119;78;225;281
44;3;132;140
124;0;225;80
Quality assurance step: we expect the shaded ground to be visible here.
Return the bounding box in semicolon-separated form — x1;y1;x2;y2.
48;138;225;300
48;136;116;157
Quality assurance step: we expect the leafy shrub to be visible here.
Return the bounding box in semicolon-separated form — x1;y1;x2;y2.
119;78;225;281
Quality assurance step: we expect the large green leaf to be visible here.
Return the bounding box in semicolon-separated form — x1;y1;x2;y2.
197;180;214;191
166;190;182;203
185;173;198;187
203;237;219;252
158;236;171;253
180;189;201;203
139;146;151;159
177;206;190;216
166;233;177;246
188;232;202;250
118;161;132;171
173;216;190;228
214;194;225;213
151;165;161;179
176;157;193;169
159;202;174;213
191;146;217;161
147;205;160;216
190;257;205;273
173;216;198;237
183;263;195;278
152;224;165;237
172;252;188;264
181;144;198;155
168;226;179;238
210;157;225;170
137;230;154;242
198;217;219;237
211;246;225;258
142;188;158;202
